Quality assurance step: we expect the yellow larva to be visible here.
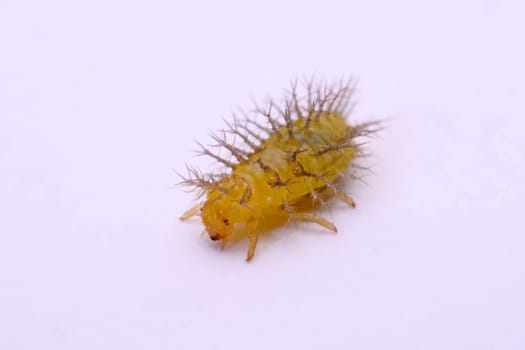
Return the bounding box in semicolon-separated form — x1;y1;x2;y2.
180;79;379;261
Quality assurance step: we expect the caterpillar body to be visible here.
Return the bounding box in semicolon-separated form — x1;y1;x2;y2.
180;79;379;261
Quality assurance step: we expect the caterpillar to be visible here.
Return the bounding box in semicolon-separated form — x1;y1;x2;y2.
179;78;380;261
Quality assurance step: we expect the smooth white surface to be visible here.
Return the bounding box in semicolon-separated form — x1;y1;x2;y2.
1;1;524;349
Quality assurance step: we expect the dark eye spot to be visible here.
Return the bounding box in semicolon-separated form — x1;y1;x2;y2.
222;218;230;226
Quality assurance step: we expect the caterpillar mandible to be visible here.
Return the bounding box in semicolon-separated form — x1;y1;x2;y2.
179;78;380;261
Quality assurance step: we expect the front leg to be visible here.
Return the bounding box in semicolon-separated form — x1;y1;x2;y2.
246;218;259;262
180;202;204;221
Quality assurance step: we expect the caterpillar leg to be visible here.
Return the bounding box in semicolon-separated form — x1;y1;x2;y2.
314;186;356;208
180;202;204;221
283;199;338;232
294;212;337;232
304;171;357;208
246;219;259;262
334;189;356;208
220;237;228;250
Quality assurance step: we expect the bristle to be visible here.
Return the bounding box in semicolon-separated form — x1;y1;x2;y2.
336;82;354;113
233;112;266;143
282;98;294;138
209;132;249;163
178;165;225;197
327;78;351;112
289;79;304;119
303;79;315;130
195;141;236;168
314;82;329;122
315;140;356;156
224;117;259;151
245;117;272;134
254;99;280;132
352;120;385;137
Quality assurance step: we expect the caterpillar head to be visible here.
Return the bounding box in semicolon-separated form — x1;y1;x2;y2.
201;176;250;242
201;198;237;241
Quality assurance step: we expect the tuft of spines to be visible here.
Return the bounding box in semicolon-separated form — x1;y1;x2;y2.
209;131;250;163
223;117;259;152
194;141;236;169
178;165;226;198
181;77;379;195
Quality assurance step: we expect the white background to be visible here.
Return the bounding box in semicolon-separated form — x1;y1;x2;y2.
1;1;524;349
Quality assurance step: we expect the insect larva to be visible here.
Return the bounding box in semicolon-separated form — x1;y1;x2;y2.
179;78;380;261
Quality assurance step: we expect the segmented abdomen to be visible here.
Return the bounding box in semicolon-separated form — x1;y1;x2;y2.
234;112;356;213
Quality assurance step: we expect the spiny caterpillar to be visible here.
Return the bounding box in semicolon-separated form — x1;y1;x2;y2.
180;78;379;261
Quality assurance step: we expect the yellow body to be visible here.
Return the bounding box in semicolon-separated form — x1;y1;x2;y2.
201;113;356;250
180;79;376;261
